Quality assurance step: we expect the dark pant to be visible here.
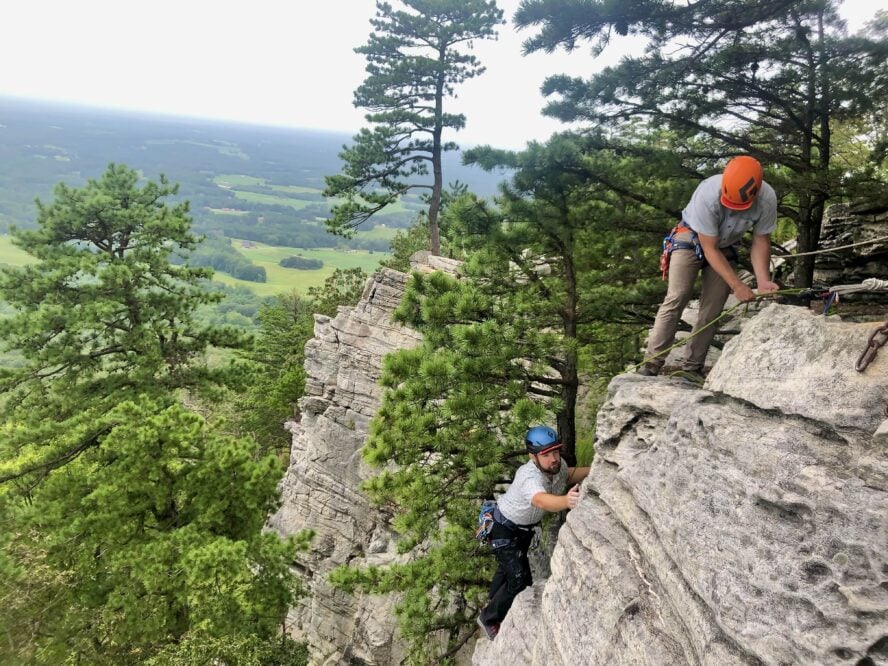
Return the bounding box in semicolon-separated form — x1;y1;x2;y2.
480;522;534;626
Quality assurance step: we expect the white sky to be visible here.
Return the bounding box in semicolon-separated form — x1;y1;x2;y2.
0;0;882;149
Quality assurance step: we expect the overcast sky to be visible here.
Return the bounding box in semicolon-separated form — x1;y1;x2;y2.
1;0;881;149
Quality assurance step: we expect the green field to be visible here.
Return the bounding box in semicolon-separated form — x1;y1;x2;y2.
269;184;323;195
359;225;399;240
0;235;35;267
213;173;414;217
214;174;266;187
231;190;315;210
0;234;386;298
225;241;384;296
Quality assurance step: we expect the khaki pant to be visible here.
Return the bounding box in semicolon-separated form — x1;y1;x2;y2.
644;246;734;373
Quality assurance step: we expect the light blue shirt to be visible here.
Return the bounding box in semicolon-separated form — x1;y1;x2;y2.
682;175;777;248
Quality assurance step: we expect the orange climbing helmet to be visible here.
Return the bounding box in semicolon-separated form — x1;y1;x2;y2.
720;156;763;211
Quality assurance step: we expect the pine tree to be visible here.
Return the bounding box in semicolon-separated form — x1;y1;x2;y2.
515;0;888;286
324;0;504;255
0;164;303;663
330;134;671;661
233;292;315;455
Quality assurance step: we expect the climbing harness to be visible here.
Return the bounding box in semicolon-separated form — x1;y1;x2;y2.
660;223;741;280
661;223;704;279
855;319;888;373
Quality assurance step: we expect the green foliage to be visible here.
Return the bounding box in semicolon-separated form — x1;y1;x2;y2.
516;0;888;286
0;164;299;663
197;281;265;330
306;267;369;317
146;632;309;666
324;0;504;254
0;164;248;483
380;217;431;272
279;255;324;270
462;133;672;454
231;292;316;455
1;400;300;664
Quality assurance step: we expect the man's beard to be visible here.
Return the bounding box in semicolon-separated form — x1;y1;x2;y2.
533;456;559;475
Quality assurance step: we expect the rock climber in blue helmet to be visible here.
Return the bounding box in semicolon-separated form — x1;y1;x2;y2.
477;425;590;640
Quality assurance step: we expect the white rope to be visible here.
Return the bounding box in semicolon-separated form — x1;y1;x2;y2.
830;278;888;295
773;234;888;259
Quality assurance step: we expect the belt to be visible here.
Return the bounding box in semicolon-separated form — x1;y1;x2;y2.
493;506;538;531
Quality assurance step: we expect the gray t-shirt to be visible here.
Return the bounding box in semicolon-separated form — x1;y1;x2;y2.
497;459;569;526
682;174;777;248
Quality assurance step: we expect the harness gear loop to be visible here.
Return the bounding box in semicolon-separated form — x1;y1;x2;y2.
855;320;888;372
660;222;704;280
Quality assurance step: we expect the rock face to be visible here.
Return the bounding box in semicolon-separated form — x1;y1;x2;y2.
268;267;422;665
815;202;888;285
474;304;888;666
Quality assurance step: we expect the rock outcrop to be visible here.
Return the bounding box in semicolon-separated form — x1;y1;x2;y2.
269;254;462;665
268;267;421;665
474;304;888;666
815;202;888;286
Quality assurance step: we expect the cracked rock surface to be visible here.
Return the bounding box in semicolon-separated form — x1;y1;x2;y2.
474;305;888;666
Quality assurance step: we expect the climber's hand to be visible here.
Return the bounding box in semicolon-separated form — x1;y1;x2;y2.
732;283;755;303
756;280;780;294
566;484;581;510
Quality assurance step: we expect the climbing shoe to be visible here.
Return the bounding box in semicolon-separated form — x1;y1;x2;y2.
636;364;659;376
476;615;499;641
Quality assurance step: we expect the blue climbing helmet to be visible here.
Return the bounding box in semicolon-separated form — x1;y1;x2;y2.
524;425;562;455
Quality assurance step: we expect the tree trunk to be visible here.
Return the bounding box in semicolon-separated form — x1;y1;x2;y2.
428;48;446;256
793;9;830;289
558;231;579;466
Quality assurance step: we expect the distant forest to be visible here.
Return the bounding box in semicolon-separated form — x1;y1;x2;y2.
0;97;505;252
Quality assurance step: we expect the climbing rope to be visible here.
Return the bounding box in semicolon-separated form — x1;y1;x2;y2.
830;277;888;295
772;235;888;259
819;278;888;315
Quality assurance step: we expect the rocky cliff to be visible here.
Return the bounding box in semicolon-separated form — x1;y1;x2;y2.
815;202;888;285
267;267;418;665
269;223;886;664
473;304;888;666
